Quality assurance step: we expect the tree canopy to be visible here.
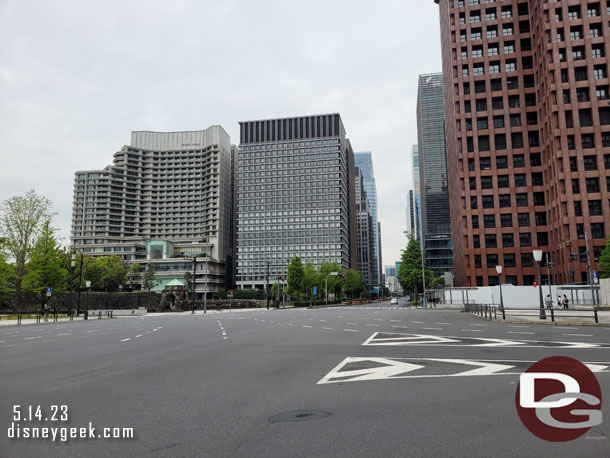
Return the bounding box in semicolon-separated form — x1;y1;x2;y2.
398;234;434;300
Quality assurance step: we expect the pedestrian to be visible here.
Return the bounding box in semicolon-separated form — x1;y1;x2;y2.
51;305;57;320
43;303;49;322
562;294;569;310
557;296;562;309
545;294;552;310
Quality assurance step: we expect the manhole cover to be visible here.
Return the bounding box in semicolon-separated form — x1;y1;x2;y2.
268;410;332;423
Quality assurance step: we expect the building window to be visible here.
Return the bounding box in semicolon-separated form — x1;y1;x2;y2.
485;234;497;248
472;215;479;228
504;253;516;267
498;175;509;188
589;200;602;216
521;252;533;267
519;233;532;247
514;174;527;187
482;195;494;208
496;155;508;169
499;194;511;207
474;254;482;268
500;214;513;227
487;254;498;267
470;196;478;209
502;233;514;247
537;232;549;246
591;223;605;238
473;235;480;248
518;212;530;226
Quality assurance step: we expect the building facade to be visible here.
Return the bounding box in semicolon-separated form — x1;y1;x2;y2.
71;126;236;293
434;0;610;286
411;145;423;243
236;114;358;289
354;152;382;286
355;167;374;285
417;72;454;278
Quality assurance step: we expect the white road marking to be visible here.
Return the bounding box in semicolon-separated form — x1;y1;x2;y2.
411;321;424;324
0;344;16;348
319;320;327;322
322;327;333;330
23;336;41;340
391;325;409;329
462;329;484;332
344;329;359;332
121;338;131;342
288;323;294;326
347;322;357;325
56;333;71;336
366;324;380;327
373;319;383;321
390;320;401;323
152;329;158;332
471;324;488;327
508;331;534;335
436;323;453;325
557;327;578;329
423;328;442;331
303;325;312;328
508;325;529;328
135;335;142;338
563;334;593;337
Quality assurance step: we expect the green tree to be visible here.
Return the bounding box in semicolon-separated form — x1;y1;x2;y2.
0;238;15;304
0;189;53;310
88;256;125;291
128;263;142;291
343;269;365;299
318;262;343;300
183;270;193;292
286;256;304;300
599;236;610;278
270;281;280;300
142;263;157;292
398;234;434;302
21;220;68;298
303;260;318;301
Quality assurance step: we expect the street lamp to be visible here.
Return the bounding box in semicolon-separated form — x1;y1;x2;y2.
533;250;546;319
495;265;504;313
69;252;76;315
326;272;339;306
85;280;91;320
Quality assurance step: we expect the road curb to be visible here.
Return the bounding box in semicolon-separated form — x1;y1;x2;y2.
463;312;603;326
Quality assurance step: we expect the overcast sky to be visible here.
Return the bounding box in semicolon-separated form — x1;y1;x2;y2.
0;0;442;269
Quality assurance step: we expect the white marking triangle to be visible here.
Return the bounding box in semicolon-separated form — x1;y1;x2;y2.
317;357;424;384
427;358;516;376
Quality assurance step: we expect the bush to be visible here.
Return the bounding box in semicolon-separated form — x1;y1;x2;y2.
233;288;265;300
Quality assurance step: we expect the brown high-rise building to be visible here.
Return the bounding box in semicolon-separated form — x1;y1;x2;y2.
433;0;610;287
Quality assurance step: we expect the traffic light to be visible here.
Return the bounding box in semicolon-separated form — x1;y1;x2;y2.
533;281;537;287
340;273;345;279
280;275;285;281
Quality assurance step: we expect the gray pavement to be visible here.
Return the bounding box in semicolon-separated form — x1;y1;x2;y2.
1;301;609;457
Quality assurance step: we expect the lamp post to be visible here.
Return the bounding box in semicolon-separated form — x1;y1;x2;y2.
533;250;546;319
85;280;91;320
495;265;504;313
69;252;76;315
326;272;339;306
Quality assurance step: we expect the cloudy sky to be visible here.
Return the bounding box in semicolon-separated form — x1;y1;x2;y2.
0;0;442;269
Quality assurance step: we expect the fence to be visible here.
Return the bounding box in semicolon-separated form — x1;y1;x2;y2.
464;303;600;324
3;292;161;313
0;310;114;325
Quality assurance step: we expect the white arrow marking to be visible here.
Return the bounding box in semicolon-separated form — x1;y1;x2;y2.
317;357;424;384
470;338;527;347
363;332;460;346
426;358;516;376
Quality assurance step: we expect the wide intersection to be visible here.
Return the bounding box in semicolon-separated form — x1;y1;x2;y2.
1;300;609;457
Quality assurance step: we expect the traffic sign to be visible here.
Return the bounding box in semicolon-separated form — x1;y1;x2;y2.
313;286;317;297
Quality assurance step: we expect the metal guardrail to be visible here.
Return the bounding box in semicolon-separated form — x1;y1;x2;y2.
0;310;113;325
464;303;599;323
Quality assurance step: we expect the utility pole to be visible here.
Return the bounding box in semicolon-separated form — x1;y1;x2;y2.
266;261;270;310
545;253;553;306
191;257;196;314
76;254;84;315
204;256;208;314
420;243;427;308
585;232;597;306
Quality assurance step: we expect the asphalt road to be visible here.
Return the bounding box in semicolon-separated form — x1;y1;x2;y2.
1;300;609;458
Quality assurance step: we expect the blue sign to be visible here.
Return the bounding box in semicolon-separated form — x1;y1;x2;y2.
47;287;52;293
594;271;597;278
313;286;317;296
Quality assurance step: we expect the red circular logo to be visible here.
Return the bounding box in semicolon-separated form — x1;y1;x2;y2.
515;356;602;442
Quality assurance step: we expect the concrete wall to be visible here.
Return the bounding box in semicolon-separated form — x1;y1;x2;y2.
443;286;596;308
599;278;610;306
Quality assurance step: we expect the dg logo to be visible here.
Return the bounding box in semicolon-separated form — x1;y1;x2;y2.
515;356;603;441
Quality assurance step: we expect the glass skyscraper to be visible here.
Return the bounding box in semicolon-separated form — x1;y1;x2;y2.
417;73;453;278
354;152;381;286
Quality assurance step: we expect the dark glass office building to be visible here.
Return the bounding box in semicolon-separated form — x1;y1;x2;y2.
417;72;454;278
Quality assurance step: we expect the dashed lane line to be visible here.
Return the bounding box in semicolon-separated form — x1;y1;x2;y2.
423;328;442;331
344;329;359;332
322;327;334;330
508;331;534;335
23;336;41;340
121;338;131;342
462;329;484;332
411;321;424;324
563;333;594;337
392;325;409;329
135;335;143;338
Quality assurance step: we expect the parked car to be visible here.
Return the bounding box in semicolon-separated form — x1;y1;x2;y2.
390;298;398;305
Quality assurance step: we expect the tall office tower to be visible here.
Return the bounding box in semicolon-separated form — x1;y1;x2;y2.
434;0;610;286
354;152;382;286
355;167;373;285
406;189;417;237
417;73;454;278
71;126;236;293
236;114;357;289
411;145;422;242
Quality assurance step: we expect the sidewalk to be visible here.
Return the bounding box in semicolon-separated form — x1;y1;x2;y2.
467;308;610;326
